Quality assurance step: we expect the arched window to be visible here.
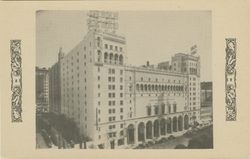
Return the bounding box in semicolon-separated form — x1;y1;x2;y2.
140;84;144;91
148;84;151;91
114;54;118;64
136;84;139;91
119;55;123;65
144;84;147;91
97;50;102;62
173;103;177;113
109;53;113;63
104;52;108;63
152;85;155;91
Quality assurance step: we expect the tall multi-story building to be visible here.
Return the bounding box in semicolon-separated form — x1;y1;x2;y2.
49;48;64;114
49;11;201;149
36;67;49;112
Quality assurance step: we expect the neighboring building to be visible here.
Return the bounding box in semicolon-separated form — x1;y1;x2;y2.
36;67;49;112
200;82;213;123
49;11;201;149
48;48;64;114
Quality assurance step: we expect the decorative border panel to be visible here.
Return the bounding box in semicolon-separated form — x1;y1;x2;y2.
225;38;236;121
10;40;23;122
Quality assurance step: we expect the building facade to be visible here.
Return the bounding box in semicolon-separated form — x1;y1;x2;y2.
49;11;201;149
48;48;64;114
36;67;49;112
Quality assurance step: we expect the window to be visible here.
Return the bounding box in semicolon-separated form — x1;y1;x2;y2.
161;104;165;114
98;76;100;80
120;115;123;120
173;104;177;113
110;45;113;50
112;69;115;74
120;93;123;97
108;77;112;82
120;85;123;90
147;107;151;116
115;46;118;51
120;108;123;113
105;44;108;49
112;77;115;82
119;47;123;52
120;100;123;105
154;106;159;115
120;70;123;75
120;124;123;128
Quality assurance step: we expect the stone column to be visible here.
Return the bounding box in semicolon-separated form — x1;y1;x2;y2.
134;124;138;145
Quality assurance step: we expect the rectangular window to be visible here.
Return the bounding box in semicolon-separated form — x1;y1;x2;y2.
120;108;123;113
120;85;123;90
120;77;123;83
120;115;123;120
120;100;123;105
120;93;123;97
161;104;165;114
147;107;151;116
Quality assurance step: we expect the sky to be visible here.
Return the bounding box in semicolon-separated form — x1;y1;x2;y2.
36;11;212;82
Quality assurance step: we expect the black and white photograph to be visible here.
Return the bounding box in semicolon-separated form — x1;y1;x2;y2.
35;10;213;149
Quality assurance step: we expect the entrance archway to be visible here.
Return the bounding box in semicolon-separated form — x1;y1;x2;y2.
178;116;183;131
153;120;160;138
160;118;166;136
146;121;152;139
127;124;135;144
167;118;172;133
173;117;177;132
138;122;145;142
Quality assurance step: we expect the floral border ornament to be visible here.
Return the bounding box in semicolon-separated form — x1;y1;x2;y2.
10;40;22;122
225;38;236;121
